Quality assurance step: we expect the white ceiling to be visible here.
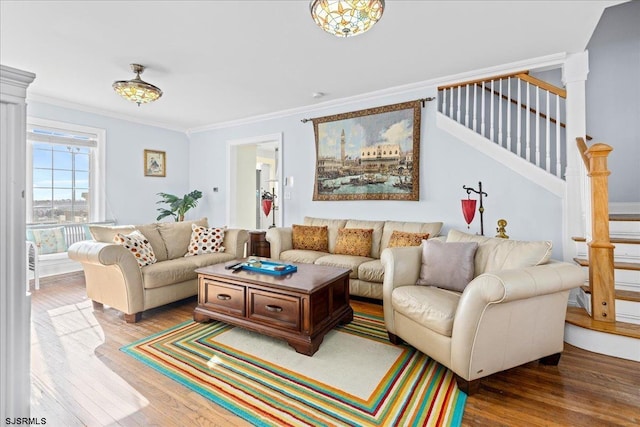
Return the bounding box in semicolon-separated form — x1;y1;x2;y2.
0;1;622;132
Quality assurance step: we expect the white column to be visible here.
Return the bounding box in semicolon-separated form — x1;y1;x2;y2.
562;51;590;261
0;65;35;421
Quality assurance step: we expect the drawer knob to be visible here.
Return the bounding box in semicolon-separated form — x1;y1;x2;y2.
265;304;283;313
216;294;232;301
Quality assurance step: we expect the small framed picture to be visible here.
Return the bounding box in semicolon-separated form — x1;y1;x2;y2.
144;149;166;177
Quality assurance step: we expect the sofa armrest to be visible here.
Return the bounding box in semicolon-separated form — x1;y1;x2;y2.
265;227;292;260
381;246;423;333
68;240;145;315
222;229;249;258
450;260;585;380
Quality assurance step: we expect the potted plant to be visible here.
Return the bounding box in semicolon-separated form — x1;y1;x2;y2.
156;190;203;222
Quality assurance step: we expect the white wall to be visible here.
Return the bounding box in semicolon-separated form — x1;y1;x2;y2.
586;0;640;203
189;86;565;259
27;101;190;224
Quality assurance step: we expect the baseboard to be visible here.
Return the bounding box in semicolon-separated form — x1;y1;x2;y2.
610;202;640;214
564;323;640;362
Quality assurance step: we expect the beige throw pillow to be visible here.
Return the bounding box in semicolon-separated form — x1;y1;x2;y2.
417;239;478;292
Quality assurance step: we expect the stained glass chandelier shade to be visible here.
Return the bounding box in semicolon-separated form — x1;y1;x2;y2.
112;64;162;106
310;0;385;37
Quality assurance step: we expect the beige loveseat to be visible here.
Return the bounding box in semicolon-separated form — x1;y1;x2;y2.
266;216;443;299
68;218;248;323
382;229;585;394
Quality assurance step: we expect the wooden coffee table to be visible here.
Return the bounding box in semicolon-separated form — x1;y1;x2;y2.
194;260;353;356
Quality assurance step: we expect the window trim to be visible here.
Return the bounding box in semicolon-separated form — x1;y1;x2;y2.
26;117;106;223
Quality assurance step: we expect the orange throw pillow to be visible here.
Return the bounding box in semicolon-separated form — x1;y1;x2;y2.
292;224;329;252
334;228;373;257
388;231;430;248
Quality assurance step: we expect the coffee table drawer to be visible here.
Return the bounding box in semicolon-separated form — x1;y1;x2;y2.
248;289;300;331
200;279;245;317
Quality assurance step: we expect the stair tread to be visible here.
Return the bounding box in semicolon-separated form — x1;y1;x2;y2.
572;236;640;244
610;214;640;221
566;306;640;339
574;257;640;271
580;285;640;302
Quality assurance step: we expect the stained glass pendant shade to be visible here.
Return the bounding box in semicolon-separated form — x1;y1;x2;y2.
112;64;162;106
310;0;385;37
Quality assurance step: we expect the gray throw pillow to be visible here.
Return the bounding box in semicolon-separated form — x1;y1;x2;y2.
417;239;479;292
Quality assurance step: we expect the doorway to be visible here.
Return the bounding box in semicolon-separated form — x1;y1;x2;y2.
227;133;282;230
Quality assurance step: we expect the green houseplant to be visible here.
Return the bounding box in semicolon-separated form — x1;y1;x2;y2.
156;190;203;222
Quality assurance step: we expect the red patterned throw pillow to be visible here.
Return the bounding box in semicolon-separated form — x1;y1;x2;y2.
334;228;374;257
292;224;329;252
113;230;157;267
184;224;225;256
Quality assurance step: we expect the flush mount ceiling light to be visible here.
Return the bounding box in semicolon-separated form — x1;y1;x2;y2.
310;0;385;37
112;64;162;106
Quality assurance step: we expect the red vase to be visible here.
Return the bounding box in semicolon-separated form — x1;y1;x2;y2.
461;199;477;226
261;199;272;217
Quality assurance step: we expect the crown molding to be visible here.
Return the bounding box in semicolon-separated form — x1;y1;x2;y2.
25;52;569;137
188;52;568;134
26;93;188;134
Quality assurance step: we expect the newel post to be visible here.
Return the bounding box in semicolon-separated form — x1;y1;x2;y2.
585;143;615;322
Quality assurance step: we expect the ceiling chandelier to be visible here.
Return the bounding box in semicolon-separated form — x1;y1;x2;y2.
112;64;162;106
310;0;385;38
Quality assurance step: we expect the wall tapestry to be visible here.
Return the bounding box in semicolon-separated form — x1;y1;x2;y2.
311;100;421;201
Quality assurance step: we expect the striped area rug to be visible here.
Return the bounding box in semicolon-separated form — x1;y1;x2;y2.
121;311;466;426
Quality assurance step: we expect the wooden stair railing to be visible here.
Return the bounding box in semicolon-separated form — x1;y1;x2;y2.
578;137;615;322
439;71;572;178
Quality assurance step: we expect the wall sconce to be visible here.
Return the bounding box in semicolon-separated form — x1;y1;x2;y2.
462;181;488;236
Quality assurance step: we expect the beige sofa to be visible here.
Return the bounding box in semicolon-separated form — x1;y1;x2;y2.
265;216;443;299
68;218;248;323
382;229;585;394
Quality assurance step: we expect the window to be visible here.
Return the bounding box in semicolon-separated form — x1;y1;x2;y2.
26;118;105;224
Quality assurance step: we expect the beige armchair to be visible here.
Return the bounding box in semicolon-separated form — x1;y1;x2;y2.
381;230;585;394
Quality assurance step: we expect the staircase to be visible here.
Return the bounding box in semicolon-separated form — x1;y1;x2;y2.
566;214;640;361
437;69;640;362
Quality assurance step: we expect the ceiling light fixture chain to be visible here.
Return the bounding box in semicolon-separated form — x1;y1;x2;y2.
112;63;163;106
310;0;385;38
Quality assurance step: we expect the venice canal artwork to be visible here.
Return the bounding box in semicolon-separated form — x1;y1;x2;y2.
313;103;420;201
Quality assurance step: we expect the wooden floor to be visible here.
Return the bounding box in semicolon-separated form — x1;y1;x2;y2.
30;273;639;426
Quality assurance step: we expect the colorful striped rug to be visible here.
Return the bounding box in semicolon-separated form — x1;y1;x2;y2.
121;311;466;426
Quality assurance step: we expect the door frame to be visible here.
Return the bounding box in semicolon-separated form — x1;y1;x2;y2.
226;133;283;229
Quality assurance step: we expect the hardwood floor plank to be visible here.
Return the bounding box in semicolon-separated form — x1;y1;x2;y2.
30;272;640;426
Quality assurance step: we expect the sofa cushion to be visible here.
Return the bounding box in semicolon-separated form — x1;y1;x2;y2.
358;259;385;283
90;225;135;243
334;228;373;257
292;224;329;252
135;223;168;262
185;224;225;256
113;230;157;267
417;239;478;292
381;221;443;252
280;249;329;264
392;285;461;337
303;217;347;253
141;257;198;289
388;230;430;248
314;254;374;279
446;229;553;276
345;220;385;258
158;217;208;259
